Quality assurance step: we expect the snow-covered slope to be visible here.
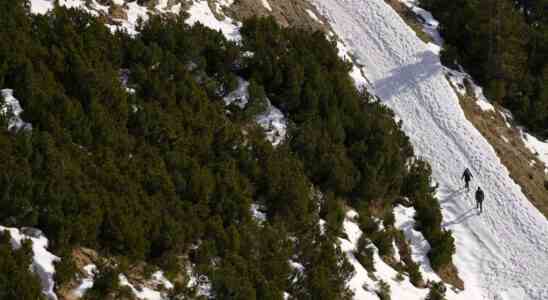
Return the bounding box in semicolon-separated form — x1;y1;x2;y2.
312;0;548;299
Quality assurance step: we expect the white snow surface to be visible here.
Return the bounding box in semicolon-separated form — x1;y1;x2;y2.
255;103;287;146
1;89;32;131
224;78;250;108
224;78;287;146
393;205;440;283
313;0;548;299
251;203;267;223
119;274;167;300
0;226;60;300
261;0;273;11
73;264;96;298
185;0;241;42
306;9;323;24
522;132;548;173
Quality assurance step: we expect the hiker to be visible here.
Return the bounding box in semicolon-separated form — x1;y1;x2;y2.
475;186;485;213
461;168;473;191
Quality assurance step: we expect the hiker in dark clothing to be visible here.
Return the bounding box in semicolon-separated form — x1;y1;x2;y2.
462;168;473;191
475;187;485;213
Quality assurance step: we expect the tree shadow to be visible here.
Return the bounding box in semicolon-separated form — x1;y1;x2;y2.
438;186;467;204
373;50;441;100
442;208;477;228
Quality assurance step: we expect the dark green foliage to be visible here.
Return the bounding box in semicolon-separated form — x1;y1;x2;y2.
421;0;548;138
394;231;424;287
0;231;45;300
84;263;133;300
403;160;455;271
376;280;392;300
0;4;454;297
355;235;376;273
425;281;447;300
241;17;414;205
54;249;78;287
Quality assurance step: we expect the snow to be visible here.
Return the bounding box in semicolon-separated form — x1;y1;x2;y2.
318;219;327;235
0;226;59;300
335;40;371;90
187;268;212;298
120;69;136;95
306;9;323;24
224;78;287;146
1;89;32;131
121;1;150;35
30;0;108;17
251;203;267;223
313;0;548;299
255;102;287;146
474;94;495;112
224;78;250;108
185;0;241;42
261;0;273;12
399;0;443;47
30;0;53;14
73;264;96;298
119;274;167;300
339;210;440;299
393;205;440;283
289;260;304;273
522;132;548;173
392;240;401;262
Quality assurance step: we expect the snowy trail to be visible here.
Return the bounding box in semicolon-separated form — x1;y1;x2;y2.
312;0;548;299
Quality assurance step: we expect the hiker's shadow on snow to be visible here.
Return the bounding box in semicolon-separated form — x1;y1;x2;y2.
442;208;477;228
373;51;441;100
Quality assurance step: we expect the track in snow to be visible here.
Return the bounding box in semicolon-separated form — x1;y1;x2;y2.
312;0;548;299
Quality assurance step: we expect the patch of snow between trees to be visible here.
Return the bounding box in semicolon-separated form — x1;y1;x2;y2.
224;78;287;146
0;226;59;300
1;89;32;131
393;205;441;283
261;0;273;12
185;0;241;42
521;131;548;174
119;273;173;300
72;264;97;298
306;9;323;24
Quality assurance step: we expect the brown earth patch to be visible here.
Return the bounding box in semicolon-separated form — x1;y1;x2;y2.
437;263;464;291
384;0;434;44
223;0;329;32
452;78;548;218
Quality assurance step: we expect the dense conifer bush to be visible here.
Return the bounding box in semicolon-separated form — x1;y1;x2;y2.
421;0;548;138
0;231;45;300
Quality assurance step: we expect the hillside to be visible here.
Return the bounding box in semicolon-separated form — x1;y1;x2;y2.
311;0;548;298
0;0;547;300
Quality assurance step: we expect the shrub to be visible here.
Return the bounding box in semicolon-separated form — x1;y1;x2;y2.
355;235;375;273
371;230;394;258
0;231;45;300
425;281;447;300
428;230;456;271
375;280;391;300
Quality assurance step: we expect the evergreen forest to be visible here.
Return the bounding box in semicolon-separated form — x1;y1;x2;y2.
421;0;548;138
0;2;454;299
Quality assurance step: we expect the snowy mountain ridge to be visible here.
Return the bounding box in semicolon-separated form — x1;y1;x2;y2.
5;0;547;299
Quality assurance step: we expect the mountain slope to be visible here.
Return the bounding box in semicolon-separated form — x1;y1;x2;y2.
312;0;548;299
